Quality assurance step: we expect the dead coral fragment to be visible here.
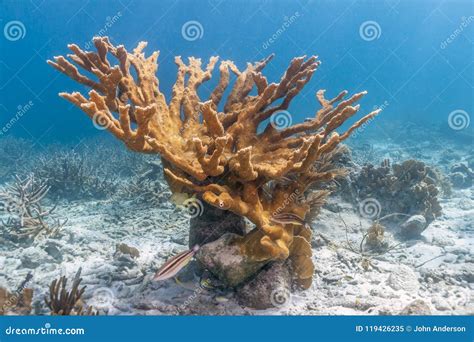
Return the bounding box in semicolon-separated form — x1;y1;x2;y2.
115;243;140;259
33;149;118;200
45;268;97;315
0;174;66;241
119;160;169;205
49;37;380;288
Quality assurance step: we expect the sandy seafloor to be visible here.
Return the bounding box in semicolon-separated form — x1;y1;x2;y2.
0;128;472;316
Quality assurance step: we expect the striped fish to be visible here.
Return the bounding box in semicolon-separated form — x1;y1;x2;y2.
270;212;305;226
154;245;200;281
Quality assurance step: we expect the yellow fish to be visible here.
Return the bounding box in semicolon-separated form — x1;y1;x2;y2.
170;192;193;206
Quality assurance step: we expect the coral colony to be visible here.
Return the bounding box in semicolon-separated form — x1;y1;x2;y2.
48;36;379;293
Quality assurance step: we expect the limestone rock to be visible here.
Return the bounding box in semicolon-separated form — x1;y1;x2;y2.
400;299;431;315
387;265;419;292
236;262;291;309
450;172;470;188
42;240;64;262
189;202;246;248
20;247;53;268
400;215;427;239
449;163;473;188
195;233;266;287
115;243;140;258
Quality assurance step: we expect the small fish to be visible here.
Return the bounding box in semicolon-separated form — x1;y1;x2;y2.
199;271;225;290
215;296;229;303
170;192;194;206
200;278;215;290
275;176;293;184
270;212;305;226
174;277;198;291
154;245;200;281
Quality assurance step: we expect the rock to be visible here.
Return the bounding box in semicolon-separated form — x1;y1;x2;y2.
20;247;52;268
449;163;474;188
400;215;427;239
176;260;199;282
432;297;451;311
451;163;474;175
458;264;474;283
387;265;419;292
443;253;457;263
115;243;140;258
189;201;246;248
195;233;266;287
43;241;63;262
113;253;136;266
400;299;431;315
236;262;291;309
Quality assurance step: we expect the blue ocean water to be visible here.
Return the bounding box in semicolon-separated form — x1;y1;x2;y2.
0;0;472;144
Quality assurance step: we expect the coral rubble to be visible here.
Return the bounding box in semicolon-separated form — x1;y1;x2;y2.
0;174;65;241
49;37;380;289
